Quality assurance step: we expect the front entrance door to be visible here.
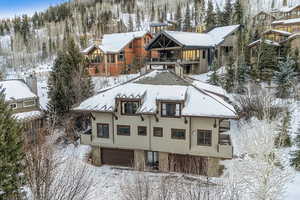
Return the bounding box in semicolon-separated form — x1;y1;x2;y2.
146;151;159;169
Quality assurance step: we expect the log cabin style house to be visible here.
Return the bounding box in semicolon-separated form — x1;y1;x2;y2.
74;70;237;177
145;25;241;74
82;31;155;76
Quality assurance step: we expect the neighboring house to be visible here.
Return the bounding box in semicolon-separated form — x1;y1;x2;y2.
82;31;155;76
145;25;241;74
73;70;237;177
252;11;277;33
276;5;300;19
0;78;44;142
149;21;177;35
272;17;300;33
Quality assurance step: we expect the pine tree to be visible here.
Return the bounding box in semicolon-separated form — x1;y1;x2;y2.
233;0;243;25
223;57;235;93
205;0;216;30
47;38;94;119
208;60;220;86
150;2;156;22
41;42;48;60
175;4;182;31
136;8;141;31
128;15;134;32
235;62;248;94
0;88;24;199
183;3;191;31
273;57;297;98
275;110;292;147
222;0;232;26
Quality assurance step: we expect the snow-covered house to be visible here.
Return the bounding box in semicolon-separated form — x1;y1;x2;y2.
145;25;241;74
73;70;237;177
81;31;156;76
0;79;44;141
252;11;277;33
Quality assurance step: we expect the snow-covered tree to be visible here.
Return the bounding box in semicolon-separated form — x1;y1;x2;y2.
208;60;220;86
224;119;294;200
275;110;292;148
273;57;297;98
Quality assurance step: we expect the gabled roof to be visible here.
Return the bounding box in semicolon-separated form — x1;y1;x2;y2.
82;31;149;54
272;17;300;25
146;24;241;50
263;29;292;36
253;11;276;19
248;39;281;47
73;70;237;119
0;80;37;102
280;4;300;12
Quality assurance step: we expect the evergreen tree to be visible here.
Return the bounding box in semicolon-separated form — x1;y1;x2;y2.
208;60;220;86
275;110;292;148
41;42;48;60
128;15;134;32
205;0;216;30
223;57;235;93
235;62;248;94
233;0;243;25
136;8;141;31
47;38;93;119
183;3;191;31
222;0;233;26
150;2;156;22
291;117;300;169
0;88;24;199
273;57;297;98
175;4;182;31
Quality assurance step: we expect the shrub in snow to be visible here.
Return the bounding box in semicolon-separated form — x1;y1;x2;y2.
223;118;294;200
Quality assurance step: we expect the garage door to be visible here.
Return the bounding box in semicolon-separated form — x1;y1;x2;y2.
101;148;134;167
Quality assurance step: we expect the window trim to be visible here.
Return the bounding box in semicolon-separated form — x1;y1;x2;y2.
120;100;141;116
153;127;163;137
138;126;147;136
96;123;110;138
171;129;186;140
160;102;182;118
197;129;212;146
23;99;36;108
117;125;131;136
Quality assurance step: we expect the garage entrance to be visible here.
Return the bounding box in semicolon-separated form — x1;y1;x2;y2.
101;148;134;167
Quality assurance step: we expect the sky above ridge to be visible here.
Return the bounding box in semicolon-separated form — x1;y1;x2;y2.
0;0;68;19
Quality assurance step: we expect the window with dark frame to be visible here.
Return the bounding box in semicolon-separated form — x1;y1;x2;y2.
138;126;147;136
197;130;212;146
129;42;133;48
117;125;131;136
202;50;206;59
171;129;186;140
118;51;125;61
97;123;109;138
10;103;17;110
153;127;163;137
161;103;181;117
121;101;140;115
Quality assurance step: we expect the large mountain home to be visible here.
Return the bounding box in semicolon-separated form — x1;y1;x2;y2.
252;11;277;33
82;31;155;76
0;78;44;142
272;17;300;33
145;25;241;74
74;70;237;177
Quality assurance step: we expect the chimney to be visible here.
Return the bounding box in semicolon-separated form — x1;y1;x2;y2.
26;74;38;95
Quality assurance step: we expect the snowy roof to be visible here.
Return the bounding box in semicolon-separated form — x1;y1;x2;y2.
147;25;240;49
12;110;44;122
73;70;237;118
190;80;228;98
82;31;148;54
263;29;292;36
279;5;300;12
150;21;169;27
207;25;241;45
248;39;280;47
0;80;37;102
272;17;300;25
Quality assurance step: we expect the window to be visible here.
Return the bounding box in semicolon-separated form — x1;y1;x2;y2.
138;126;147;136
129;42;133;48
121;101;140;115
23;100;35;107
171;129;186;140
10;103;17;110
118;51;125;61
197;130;212;146
202;50;206;59
161;103;181;117
108;54;115;63
97;123;109;138
153;127;163;137
117;125;130;136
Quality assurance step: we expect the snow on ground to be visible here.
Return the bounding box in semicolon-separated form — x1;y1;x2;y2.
189;66;226;83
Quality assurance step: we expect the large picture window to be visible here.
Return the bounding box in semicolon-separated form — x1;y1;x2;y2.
97;123;109;138
121;101;140;115
117;125;130;136
161;103;181;117
197;130;212;146
171;129;186;140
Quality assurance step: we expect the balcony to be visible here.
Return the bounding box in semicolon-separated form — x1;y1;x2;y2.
146;57;201;65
